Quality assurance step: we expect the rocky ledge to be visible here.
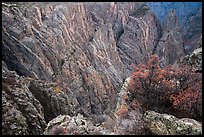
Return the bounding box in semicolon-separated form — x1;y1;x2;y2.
174;47;202;72
144;111;202;135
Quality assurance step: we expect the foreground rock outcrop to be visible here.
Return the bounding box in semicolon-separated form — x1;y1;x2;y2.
2;61;76;135
43;114;115;135
174;47;202;72
2;61;46;135
144;111;202;135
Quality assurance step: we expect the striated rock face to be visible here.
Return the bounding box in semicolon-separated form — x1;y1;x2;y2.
2;2;163;118
2;2;122;117
116;4;162;72
144;111;202;135
181;11;202;54
155;10;185;67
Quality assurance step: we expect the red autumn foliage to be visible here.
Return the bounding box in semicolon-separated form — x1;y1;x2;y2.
115;104;129;118
131;99;142;110
128;54;202;121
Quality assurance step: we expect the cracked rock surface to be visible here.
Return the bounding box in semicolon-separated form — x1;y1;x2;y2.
144;111;202;135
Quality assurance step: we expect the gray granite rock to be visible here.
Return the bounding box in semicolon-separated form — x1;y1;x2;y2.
44;114;115;135
144;111;202;135
174;47;202;72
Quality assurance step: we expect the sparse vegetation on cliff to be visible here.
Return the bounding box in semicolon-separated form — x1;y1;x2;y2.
128;54;202;121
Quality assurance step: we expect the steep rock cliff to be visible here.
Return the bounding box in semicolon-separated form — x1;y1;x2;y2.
155;10;185;67
2;2;163;117
147;2;202;55
116;3;162;72
2;3;120;117
181;9;202;54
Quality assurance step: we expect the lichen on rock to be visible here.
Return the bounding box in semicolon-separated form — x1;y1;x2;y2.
144;111;202;135
44;114;115;135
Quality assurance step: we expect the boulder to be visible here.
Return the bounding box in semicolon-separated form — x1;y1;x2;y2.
43;114;115;135
144;111;202;135
174;47;202;72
